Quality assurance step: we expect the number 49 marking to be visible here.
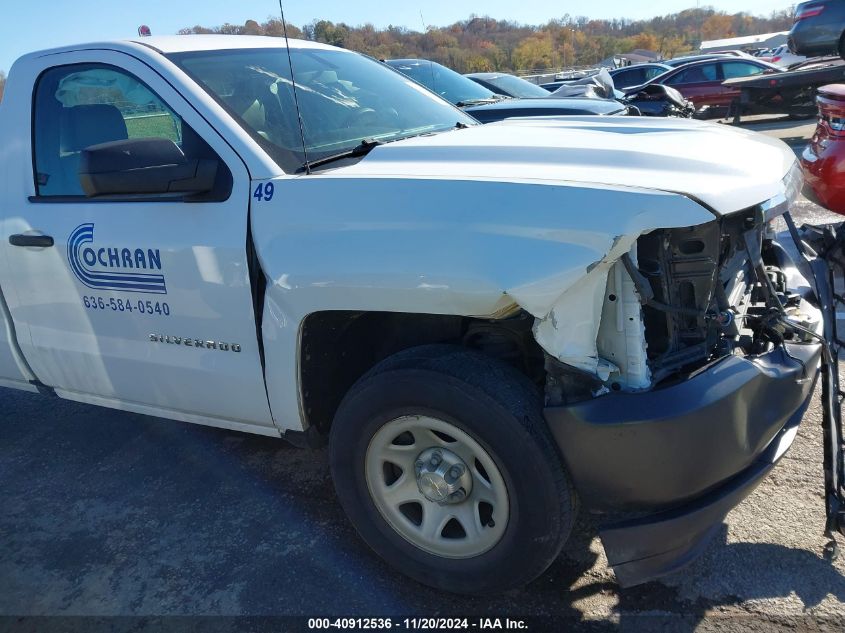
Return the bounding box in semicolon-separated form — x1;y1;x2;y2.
253;182;275;202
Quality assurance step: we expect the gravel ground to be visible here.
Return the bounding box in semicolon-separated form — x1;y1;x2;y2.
2;118;845;632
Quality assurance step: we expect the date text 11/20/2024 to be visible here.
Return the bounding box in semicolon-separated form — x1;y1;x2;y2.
307;619;528;630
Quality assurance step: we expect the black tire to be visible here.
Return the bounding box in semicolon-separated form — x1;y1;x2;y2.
329;344;577;595
840;33;845;61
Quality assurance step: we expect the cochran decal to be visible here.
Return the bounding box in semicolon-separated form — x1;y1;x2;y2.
68;223;167;294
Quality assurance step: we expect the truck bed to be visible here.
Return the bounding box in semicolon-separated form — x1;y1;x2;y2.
723;58;845;121
724;58;845;92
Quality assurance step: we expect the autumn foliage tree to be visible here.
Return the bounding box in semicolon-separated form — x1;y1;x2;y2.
701;14;736;41
177;7;793;73
631;32;660;52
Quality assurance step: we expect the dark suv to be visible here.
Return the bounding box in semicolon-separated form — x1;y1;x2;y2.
789;0;845;58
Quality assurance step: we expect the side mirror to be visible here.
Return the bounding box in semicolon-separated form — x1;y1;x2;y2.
78;137;218;197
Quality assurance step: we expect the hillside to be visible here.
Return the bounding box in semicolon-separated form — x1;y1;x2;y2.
179;7;794;73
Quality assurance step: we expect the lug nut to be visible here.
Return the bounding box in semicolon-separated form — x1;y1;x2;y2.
430;452;442;467
449;489;466;502
449;465;463;479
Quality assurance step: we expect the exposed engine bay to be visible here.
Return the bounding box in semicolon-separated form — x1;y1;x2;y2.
544;208;823;405
548;68;695;118
623;84;696;119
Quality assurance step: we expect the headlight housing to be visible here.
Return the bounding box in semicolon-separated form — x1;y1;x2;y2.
783;160;805;210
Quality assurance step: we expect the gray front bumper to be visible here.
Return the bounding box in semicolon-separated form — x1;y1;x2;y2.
543;341;821;586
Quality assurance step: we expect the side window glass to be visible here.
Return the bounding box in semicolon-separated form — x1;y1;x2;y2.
664;70;686;86
629;69;645;85
32;64;228;199
614;69;634;85
721;62;766;80
666;64;718;85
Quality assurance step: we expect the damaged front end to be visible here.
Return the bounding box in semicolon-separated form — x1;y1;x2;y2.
540;207;821;401
539;171;845;587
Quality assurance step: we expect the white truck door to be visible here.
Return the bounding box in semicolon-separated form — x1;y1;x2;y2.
0;53;275;432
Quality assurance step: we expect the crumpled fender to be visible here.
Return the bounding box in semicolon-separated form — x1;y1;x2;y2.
251;174;715;431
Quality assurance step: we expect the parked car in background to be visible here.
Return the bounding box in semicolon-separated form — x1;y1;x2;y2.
608;63;672;89
625;84;696;118
540;80;574;92
764;44;808;67
802;83;845;213
702;50;757;57
398;60;693;119
540;70;610;92
663;53;736;67
385;59;629;121
545;68;620;99
539;55;750;93
384;59;499;107
789;0;845;59
465;72;552;98
539;68;695;118
463;97;628;122
626;57;781;117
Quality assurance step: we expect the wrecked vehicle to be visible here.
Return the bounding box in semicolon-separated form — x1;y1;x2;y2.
802;83;845;214
548;68;696;118
384;58;632;120
395;59;696;120
0;35;839;594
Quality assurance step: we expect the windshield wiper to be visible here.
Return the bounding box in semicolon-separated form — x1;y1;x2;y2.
305;139;382;171
455;98;500;107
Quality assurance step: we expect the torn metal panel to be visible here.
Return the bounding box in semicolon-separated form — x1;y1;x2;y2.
596;250;651;391
533;266;617;379
532;237;646;383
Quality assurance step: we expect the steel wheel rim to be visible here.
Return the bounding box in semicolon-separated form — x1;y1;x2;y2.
365;415;509;559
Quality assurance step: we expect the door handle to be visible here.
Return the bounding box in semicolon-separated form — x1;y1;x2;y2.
9;234;54;248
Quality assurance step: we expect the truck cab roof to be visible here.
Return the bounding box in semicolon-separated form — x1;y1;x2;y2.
15;35;334;65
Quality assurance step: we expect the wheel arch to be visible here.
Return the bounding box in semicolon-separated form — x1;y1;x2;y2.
298;310;547;435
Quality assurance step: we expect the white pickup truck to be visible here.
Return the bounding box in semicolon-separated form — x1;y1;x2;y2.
0;35;829;594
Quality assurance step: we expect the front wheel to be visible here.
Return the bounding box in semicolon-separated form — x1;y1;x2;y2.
329;345;576;595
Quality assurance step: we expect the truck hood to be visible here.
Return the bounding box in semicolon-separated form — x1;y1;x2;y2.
333;116;796;214
465;97;626;119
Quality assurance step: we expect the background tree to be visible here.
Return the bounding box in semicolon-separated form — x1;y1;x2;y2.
0;70;6;102
701;14;735;40
179;9;793;73
512;35;554;70
631;32;660;52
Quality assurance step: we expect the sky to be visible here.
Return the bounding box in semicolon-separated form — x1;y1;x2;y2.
0;0;796;73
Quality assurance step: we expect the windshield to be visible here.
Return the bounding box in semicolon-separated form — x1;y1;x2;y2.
386;60;498;105
482;75;549;99
169;47;477;173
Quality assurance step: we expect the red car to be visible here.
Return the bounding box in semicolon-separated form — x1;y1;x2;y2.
626;58;781;118
802;84;845;215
